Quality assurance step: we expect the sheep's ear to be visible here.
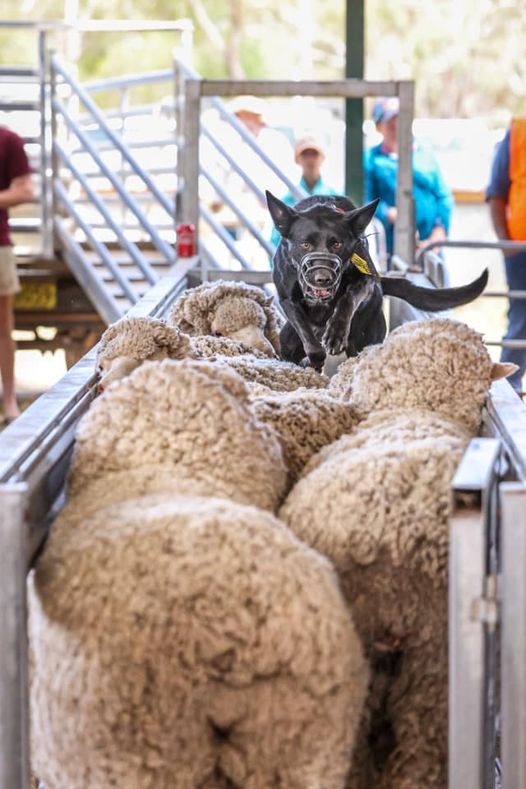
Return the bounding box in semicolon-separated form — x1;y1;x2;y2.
177;318;193;333
491;361;520;381
266;190;298;238
345;198;380;237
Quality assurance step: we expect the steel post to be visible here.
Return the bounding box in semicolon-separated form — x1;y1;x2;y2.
181;77;201;236
448;438;501;789
38;30;53;259
0;485;30;789
344;0;364;203
500;482;526;789
394;80;415;266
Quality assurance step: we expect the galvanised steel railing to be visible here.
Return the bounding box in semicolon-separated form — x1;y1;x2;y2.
174;56;416;268
51;56;175;266
417;240;526;367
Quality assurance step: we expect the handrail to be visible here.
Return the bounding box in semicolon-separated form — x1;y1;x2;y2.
54;218;122;324
52;57;175;225
210;97;306;203
0;19;193;32
199;204;256;270
199;166;275;257
83;69;174;93
52;94;171;272
416;238;526;269
71;138;177;156
54;139;155;280
0;66;39;77
200;124;268;204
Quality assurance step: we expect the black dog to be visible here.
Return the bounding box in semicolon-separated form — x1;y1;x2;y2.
267;191;488;371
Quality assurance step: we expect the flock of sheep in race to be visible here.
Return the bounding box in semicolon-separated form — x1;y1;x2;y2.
29;280;515;788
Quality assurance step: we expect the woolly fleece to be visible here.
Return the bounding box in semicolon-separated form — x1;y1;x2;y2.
280;437;467;789
169;279;282;357
301;409;471;478
219;355;329;393
69;359;287;513
330;318;494;433
30;493;368;789
191;334;267;359
251;388;360;485
30;359;366;787
96;317;196;388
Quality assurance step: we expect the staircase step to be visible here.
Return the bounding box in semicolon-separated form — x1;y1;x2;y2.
91;258;172;272
97;270;168;284
85;249;172;263
104;280;149;299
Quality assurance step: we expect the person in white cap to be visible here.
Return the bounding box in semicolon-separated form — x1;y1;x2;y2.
270;136;340;247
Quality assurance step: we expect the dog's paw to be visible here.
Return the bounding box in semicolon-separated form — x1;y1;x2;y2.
301;349;326;371
322;325;346;356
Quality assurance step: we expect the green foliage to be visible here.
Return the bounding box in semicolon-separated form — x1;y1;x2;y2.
0;0;524;120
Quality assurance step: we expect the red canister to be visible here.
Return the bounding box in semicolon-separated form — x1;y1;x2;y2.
176;223;196;257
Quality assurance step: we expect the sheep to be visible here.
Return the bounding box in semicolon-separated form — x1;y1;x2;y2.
280;436;467;789
96;315;329;393
70;358;288;513
30;359;368;789
251;387;360;485
279;317;517;788
329;317;517;433
168;279;283;358
96;316;197;389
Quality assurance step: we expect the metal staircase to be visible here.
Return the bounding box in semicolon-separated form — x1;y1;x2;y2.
1;22;193;357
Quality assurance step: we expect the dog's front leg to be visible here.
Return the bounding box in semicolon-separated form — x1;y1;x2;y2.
280;298;326;370
322;278;375;356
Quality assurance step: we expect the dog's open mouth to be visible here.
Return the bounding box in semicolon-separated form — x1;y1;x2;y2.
299;252;343;303
311;287;331;299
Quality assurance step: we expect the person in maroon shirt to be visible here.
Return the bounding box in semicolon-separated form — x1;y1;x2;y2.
0;127;34;424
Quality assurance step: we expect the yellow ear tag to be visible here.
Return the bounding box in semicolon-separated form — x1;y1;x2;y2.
351;251;372;276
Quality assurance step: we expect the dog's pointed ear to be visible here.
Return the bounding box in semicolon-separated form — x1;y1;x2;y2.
345;198;380;237
266;190;297;238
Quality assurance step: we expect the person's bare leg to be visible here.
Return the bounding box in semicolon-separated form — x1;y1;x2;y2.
0;295;19;420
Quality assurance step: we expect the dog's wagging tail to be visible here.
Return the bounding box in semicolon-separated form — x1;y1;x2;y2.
380;267;489;312
266;191;488;370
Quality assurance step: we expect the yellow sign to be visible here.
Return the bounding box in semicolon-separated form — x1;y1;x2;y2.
351;252;372;276
14;282;58;310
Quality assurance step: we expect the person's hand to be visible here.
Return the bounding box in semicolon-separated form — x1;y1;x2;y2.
387;206;397;224
417;225;446;254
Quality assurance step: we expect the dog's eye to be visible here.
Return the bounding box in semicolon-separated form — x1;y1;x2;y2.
331;240;343;250
213;330;223;337
300;241;312;250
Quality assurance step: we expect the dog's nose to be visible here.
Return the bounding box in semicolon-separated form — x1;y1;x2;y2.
314;272;332;285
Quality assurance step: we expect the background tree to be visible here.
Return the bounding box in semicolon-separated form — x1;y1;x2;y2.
0;0;524;122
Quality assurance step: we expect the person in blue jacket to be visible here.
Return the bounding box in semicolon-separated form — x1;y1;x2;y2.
364;97;454;257
270;136;340;248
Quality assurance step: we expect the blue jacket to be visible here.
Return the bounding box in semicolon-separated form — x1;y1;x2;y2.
270;176;341;248
486;129;511;201
364;143;454;253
